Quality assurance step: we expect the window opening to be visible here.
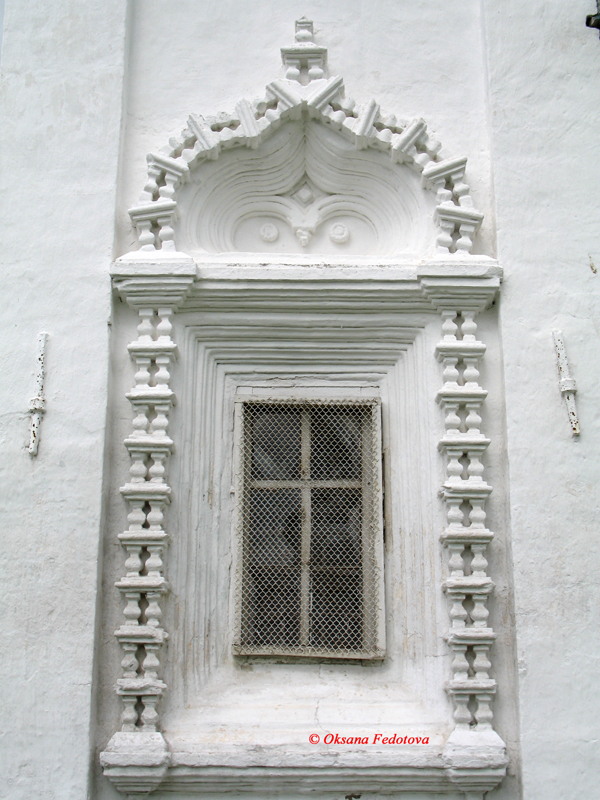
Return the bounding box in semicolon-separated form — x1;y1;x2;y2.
233;398;384;659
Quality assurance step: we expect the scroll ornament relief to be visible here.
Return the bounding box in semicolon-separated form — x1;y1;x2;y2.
126;19;483;259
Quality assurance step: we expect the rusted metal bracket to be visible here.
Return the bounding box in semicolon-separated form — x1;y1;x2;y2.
28;332;48;455
553;330;580;436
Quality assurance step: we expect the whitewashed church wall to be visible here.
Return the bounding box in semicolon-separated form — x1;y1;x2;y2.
98;2;519;799
484;2;600;799
0;2;128;799
1;1;598;799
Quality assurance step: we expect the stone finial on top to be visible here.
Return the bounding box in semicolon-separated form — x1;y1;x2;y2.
281;18;327;82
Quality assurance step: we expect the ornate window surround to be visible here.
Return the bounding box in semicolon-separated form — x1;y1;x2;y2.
100;20;509;800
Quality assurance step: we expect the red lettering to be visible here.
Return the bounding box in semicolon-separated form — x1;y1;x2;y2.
373;733;382;744
415;737;422;744
402;736;407;744
408;737;414;744
361;737;369;744
334;734;341;744
389;734;397;744
324;734;333;744
423;737;429;744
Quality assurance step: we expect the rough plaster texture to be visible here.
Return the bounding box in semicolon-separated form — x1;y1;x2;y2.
483;2;600;797
0;1;128;798
1;1;599;799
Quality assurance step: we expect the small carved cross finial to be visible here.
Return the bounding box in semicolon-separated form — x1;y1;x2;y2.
586;1;600;36
281;18;327;82
295;17;314;42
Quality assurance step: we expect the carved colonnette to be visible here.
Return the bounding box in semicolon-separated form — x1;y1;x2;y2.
101;257;196;792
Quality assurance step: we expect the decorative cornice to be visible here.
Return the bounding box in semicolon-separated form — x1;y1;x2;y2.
111;254;197;310
124;19;485;259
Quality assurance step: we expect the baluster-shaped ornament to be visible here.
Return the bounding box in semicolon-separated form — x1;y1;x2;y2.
123;591;142;625
453;693;472;729
474;693;494;730
121;696;139;732
151;403;170;441
121;643;140;680
456;218;478;253
436;217;455;253
449;592;468;629
448;542;465;577
154;355;171;390
156;307;173;341
467;449;484;481
446;496;464;531
127;501;147;532
149;450;168;483
450;644;469;682
469;498;487;529
145;592;163;629
442;356;460;387
460;312;477;341
473;645;491;680
137;218;156;251
465;402;482;434
129;449;147;483
131;402;150;437
141;696;160;732
471;593;490;628
441;311;458;341
137;308;155;343
444;401;461;435
124;545;143;576
157;210;176;251
463;356;480;388
446;446;464;486
145;546;164;578
147;501;165;532
142;644;161;680
470;544;488;577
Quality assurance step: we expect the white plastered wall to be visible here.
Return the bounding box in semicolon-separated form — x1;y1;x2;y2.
0;2;128;799
483;1;600;798
1;1;599;800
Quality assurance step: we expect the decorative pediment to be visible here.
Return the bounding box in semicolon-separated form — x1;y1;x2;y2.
127;19;484;259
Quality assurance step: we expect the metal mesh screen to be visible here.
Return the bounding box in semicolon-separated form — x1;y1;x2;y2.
233;399;383;659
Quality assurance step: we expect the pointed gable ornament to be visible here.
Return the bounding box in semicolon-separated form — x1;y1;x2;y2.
126;20;483;259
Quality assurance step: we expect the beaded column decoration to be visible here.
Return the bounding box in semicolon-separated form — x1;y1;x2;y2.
436;310;497;733
114;305;177;733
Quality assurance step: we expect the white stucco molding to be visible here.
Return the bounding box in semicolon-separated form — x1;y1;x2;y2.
101;254;507;800
125;19;483;259
102;19;507;800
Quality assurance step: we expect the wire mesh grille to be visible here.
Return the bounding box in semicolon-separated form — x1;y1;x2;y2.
234;399;383;659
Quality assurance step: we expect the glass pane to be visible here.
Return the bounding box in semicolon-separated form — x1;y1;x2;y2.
310;488;363;651
246;406;301;480
241;488;301;648
310;406;364;480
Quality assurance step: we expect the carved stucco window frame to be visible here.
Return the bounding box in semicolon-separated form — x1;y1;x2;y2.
100;19;509;800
